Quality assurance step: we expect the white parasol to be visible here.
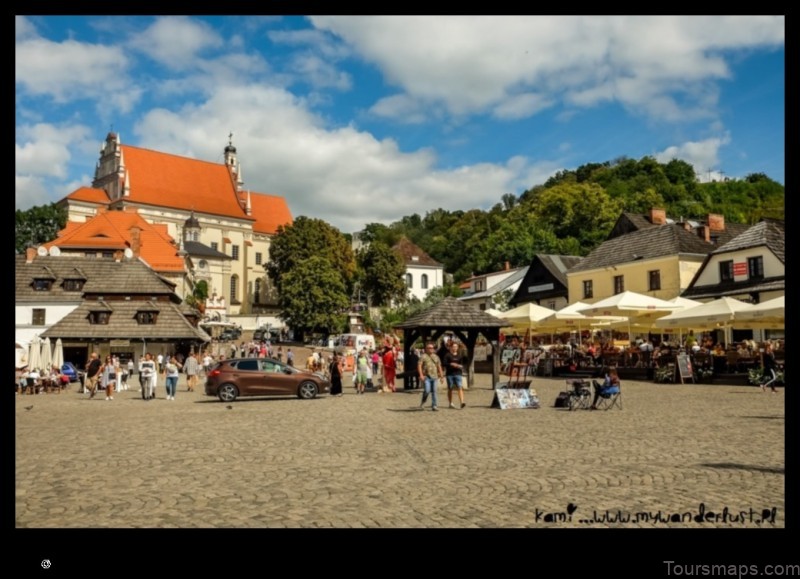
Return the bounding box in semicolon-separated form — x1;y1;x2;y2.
40;337;53;373
52;338;65;371
27;335;42;372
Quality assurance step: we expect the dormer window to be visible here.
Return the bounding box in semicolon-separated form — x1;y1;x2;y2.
33;279;53;291
89;311;110;325
62;279;85;292
137;311;158;325
411;256;419;262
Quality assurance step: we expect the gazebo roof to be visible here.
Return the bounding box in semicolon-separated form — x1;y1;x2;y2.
394;297;510;329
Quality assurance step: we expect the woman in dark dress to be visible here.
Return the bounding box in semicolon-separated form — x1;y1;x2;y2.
330;353;344;397
760;341;779;393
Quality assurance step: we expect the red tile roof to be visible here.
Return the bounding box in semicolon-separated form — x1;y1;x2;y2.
64;187;111;205
42;209;185;273
60;142;293;234
392;236;442;267
120;145;252;221
249;192;294;235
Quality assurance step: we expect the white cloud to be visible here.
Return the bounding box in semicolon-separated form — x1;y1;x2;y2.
655;134;732;181
310;15;784;122
16;175;52;209
369;94;428;124
289;54;352;90
492;92;554;120
127;16;224;70
130;83;527;233
15;15;37;40
16;122;93;179
15;35;135;111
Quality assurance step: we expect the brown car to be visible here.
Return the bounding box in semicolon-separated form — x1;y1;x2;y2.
204;357;330;402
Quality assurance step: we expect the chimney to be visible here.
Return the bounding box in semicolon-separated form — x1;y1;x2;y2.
130;226;141;258
698;225;710;243
26;247;37;263
707;213;725;232
113;250;124;262
649;208;666;225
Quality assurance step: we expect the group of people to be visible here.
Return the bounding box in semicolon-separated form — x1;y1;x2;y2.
82;350;205;401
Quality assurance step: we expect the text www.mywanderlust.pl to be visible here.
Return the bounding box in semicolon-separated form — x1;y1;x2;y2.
534;503;778;525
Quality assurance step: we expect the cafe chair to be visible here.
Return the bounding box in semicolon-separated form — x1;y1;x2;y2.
593;381;622;411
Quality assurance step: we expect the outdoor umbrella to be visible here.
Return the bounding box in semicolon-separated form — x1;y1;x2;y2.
577;291;679;342
499;302;556;342
654;297;751;346
52;338;65;372
732;296;784;328
40;337;53;373
27;335;42;373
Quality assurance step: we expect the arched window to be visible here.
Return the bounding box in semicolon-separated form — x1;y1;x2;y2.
405;273;413;288
421;274;428;289
230;275;239;303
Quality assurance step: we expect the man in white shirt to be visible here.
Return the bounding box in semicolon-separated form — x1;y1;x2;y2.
139;353;157;401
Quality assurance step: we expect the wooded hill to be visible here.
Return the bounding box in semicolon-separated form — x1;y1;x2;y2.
359;156;785;283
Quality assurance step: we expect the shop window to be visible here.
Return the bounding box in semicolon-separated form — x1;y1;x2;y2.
719;260;734;282
748;256;764;280
583;280;593;299
33;279;52;291
89;312;110;325
32;308;46;325
136;312;158;325
648;270;661;291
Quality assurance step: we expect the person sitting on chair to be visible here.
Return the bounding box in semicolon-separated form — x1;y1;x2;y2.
591;367;620;409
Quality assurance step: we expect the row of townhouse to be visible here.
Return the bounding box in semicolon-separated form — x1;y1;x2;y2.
459;208;784;335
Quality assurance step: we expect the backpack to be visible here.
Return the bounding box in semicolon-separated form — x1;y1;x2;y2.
554;391;571;408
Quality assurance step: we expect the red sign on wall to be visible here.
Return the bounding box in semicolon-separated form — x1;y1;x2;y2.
733;262;747;276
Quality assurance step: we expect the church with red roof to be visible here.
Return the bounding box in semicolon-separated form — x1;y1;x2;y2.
58;133;293;317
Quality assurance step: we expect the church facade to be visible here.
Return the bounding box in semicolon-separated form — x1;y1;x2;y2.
58;133;292;317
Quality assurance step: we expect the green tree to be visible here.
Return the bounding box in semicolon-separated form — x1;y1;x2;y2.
267;216;356;290
278;256;349;337
184;279;209;311
356;242;407;307
15;203;68;254
267;217;355;335
533;181;621;249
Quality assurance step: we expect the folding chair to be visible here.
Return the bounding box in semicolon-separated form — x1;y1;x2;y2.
567;379;592;411
594;383;622;410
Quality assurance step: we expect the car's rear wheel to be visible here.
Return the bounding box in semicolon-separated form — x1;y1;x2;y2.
298;381;318;399
218;383;239;402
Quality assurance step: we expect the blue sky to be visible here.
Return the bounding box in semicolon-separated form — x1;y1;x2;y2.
16;15;784;233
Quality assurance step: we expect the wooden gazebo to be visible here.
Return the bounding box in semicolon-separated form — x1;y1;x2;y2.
393;297;510;388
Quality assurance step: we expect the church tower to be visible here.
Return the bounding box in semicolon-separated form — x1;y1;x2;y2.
93;132;128;200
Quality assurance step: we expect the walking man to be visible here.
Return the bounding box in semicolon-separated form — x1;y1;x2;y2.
139;352;157;401
418;341;444;411
184;352;199;392
85;352;102;399
444;340;468;409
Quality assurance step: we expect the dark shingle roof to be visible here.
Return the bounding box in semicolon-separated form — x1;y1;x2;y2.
395;297;509;329
392;237;442;267
569;225;715;272
711;218;785;263
42;299;210;341
16;255;177;302
184;241;231;259
537;255;584;286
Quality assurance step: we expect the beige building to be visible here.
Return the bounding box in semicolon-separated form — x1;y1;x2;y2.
566;209;748;305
